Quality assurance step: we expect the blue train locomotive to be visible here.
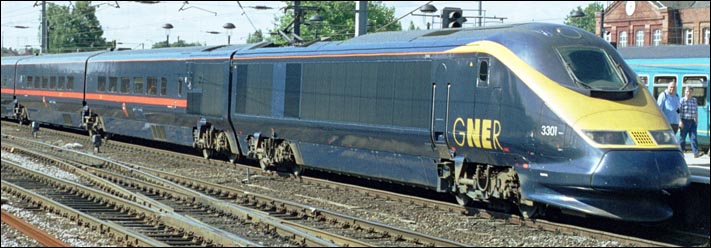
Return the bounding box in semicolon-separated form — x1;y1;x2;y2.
1;23;690;221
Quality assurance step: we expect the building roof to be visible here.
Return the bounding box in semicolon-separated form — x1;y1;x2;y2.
617;44;710;59
653;1;710;9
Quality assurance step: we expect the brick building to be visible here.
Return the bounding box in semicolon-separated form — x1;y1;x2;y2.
598;1;710;47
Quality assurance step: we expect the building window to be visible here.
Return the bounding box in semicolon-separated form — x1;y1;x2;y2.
619;31;628;47
653;29;662;46
684;29;693;45
604;31;611;42
704;28;709;45
636;30;644;46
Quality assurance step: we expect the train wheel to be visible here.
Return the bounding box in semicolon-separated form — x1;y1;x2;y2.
259;159;269;171
292;164;303;177
455;193;472;206
519;203;543;219
202;149;212;159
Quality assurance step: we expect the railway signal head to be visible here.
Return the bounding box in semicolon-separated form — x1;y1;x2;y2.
441;7;466;29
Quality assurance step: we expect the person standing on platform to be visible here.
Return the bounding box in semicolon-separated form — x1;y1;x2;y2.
679;86;703;158
657;82;681;134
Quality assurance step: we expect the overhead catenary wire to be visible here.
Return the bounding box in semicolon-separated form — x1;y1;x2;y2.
236;1;258;32
375;1;433;32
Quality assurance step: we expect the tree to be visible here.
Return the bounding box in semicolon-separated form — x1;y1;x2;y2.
408;20;420;31
151;39;203;49
564;2;604;34
246;30;264;44
269;1;401;44
45;2;108;53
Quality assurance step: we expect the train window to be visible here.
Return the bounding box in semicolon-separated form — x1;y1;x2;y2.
683;76;708;107
638;75;648;87
26;76;33;88
653;76;676;100
235;64;273;116
34;77;40;88
683;76;707;85
98;76;106;92
57;76;65;90
177;77;183;97
134;77;144;94
50;76;56;89
284;63;302;118
108;77;118;92
477;58;489;88
67;76;74;90
160;77;167;96
42;77;48;89
120;77;130;93
557;47;626;90
147;77;157;95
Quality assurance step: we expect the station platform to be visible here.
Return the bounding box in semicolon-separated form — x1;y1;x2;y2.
684;151;710;184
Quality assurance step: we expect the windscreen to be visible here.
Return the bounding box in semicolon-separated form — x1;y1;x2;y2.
557;46;629;91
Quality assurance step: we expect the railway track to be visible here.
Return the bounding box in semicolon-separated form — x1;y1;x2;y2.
1;160;200;246
1;132;467;247
2;119;709;246
1;209;68;247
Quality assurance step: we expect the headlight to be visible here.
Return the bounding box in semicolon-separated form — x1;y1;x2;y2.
583;130;635;145
649;130;677;145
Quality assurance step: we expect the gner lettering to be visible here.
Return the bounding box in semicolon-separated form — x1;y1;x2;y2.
452;117;502;150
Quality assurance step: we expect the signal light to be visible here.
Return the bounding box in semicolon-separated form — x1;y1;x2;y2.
441;7;467;29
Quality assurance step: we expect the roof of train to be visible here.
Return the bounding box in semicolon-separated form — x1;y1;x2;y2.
618;45;711;60
18;51;106;64
234;23;526;58
88;45;251;62
2;23;598;64
1;55;34;65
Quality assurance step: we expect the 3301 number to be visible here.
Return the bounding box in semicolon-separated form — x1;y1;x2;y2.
541;125;558;136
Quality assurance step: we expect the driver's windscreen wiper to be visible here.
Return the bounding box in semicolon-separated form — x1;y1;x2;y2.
615;62;631;90
563;62;592;89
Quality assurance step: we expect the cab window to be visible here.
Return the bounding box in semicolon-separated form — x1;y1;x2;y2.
557;46;628;90
477;58;489;88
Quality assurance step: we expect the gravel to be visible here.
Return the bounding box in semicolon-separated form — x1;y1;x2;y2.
1;123;626;246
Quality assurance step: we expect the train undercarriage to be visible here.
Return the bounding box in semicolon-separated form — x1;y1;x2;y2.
192;119;234;161
437;158;540;218
245;133;299;175
12;102;29;125
191;119;299;175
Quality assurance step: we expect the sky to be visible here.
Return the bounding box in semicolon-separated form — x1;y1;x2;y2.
1;1;598;50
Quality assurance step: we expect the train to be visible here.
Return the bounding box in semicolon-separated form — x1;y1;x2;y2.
618;44;710;151
1;23;690;222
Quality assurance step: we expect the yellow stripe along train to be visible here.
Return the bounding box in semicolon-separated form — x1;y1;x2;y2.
1;23;689;222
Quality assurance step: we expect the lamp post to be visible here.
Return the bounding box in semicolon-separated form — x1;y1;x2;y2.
417;3;438;30
223;23;235;45
308;14;323;40
2;25;29;51
598;9;605;39
162;23;173;47
571;5;604;39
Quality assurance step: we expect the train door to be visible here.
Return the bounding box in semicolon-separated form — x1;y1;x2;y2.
185;62;201;115
682;75;709;149
431;62;451;158
473;56;502;152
